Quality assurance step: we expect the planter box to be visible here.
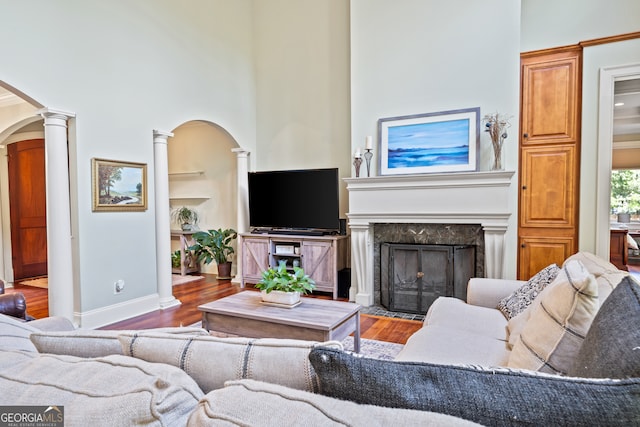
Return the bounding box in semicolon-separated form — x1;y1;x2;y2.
260;290;301;306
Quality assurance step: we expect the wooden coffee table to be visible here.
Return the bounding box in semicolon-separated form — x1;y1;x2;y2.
198;291;362;352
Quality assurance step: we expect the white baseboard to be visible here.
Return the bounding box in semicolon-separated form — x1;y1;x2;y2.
75;293;160;329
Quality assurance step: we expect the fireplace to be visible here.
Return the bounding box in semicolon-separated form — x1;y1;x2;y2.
380;243;475;314
345;171;515;307
375;223;481;312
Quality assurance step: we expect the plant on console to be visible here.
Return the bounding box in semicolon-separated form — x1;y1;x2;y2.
255;260;316;297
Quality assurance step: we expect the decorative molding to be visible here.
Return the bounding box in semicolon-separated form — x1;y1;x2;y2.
75;294;161;329
346;171;514;306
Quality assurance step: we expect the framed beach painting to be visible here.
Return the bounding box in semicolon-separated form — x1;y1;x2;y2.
92;158;147;212
377;107;480;175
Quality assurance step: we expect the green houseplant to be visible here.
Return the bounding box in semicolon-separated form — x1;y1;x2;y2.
171;206;199;231
190;228;237;279
171;250;181;269
255;260;316;305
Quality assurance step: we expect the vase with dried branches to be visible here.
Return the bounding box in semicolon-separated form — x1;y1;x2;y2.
483;112;511;171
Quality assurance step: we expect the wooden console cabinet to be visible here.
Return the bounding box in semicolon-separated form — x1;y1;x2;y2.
239;233;349;299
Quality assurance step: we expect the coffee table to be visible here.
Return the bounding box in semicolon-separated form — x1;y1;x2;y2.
198;291;362;352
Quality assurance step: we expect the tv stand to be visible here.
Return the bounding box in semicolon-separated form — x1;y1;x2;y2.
239;232;349;300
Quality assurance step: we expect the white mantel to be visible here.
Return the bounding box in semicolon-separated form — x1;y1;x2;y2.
345;170;515;306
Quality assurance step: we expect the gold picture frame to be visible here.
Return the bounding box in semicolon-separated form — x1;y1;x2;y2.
92;158;147;212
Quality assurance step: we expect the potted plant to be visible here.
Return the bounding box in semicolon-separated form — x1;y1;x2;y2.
254;260;316;306
190;228;237;279
171;206;199;231
171;250;181;270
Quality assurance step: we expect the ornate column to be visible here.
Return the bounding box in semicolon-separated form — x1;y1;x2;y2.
349;222;373;306
231;148;250;286
39;108;75;322
153;130;181;309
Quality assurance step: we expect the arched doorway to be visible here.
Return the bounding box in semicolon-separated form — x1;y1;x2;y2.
168;120;240;276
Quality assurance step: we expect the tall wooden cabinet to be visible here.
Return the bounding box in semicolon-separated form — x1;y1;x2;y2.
518;46;582;279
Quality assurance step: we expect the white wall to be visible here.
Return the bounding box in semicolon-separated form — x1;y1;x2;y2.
0;0;256;322
521;0;640;52
350;0;521;278
252;0;351;217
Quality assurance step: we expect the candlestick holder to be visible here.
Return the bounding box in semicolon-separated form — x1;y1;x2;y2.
353;156;363;177
364;149;373;177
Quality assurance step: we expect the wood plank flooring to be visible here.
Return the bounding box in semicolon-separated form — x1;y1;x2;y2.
6;275;423;344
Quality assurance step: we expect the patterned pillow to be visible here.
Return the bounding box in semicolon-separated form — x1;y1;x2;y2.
309;347;640;426
497;263;560;319
507;260;599;375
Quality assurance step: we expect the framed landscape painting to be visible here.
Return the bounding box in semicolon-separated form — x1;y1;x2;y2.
92;158;147;212
377;107;480;175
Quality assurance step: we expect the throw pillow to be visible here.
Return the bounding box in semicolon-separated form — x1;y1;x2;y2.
30;326;209;358
507;260;599;375
569;275;640;378
188;379;478;426
118;332;342;393
497;263;560;319
309;347;640;426
563;251;628;304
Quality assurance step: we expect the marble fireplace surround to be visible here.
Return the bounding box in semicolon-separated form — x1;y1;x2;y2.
344;171;515;307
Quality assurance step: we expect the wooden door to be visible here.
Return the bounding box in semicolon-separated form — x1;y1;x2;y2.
8;139;48;280
518;47;582;279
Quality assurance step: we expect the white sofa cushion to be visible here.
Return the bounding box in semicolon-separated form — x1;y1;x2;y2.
118;332;342;393
30;327;209;358
424;296;508;341
0;350;202;426
188;379;480;426
0;314;40;352
395;324;510;366
507;260;599;374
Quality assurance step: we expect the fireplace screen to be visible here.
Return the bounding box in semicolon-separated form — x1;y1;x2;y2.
380;244;475;314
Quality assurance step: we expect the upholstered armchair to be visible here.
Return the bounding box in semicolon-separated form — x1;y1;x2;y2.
0;279;32;320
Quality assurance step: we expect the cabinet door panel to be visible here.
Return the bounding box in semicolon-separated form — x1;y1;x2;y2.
520;145;576;228
521;50;580;145
301;240;334;290
519;236;574;279
242;238;270;283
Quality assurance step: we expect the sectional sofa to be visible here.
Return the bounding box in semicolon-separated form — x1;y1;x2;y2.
0;252;638;426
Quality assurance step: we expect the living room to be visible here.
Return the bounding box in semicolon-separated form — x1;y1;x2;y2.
0;1;639;332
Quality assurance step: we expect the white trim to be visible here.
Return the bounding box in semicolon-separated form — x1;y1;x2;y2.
75;293;161;329
2;131;44;145
596;63;640;259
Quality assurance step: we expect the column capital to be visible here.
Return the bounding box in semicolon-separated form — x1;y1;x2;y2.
231;147;250;158
37;108;76;120
153;129;174;144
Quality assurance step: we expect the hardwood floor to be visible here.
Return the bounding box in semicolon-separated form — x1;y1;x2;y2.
7;275;423;345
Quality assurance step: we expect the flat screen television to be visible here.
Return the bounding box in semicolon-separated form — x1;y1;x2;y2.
248;168;340;235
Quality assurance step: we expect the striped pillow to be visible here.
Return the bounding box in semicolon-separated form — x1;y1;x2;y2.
507;260;599;375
